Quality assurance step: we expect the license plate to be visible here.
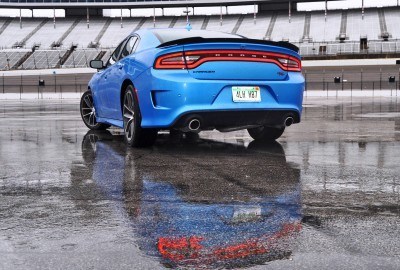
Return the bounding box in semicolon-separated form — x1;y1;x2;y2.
232;86;261;102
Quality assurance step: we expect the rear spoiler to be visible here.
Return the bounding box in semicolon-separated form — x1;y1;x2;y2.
157;37;299;53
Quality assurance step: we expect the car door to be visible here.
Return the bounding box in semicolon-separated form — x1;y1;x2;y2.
94;38;127;119
105;35;139;120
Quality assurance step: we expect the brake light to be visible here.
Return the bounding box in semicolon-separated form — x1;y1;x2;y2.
154;52;186;69
154;50;301;71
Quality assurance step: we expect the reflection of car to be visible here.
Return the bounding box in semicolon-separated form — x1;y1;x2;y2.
75;131;302;268
80;29;305;147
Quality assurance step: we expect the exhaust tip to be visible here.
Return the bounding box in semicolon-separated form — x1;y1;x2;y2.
188;119;201;131
284;117;294;127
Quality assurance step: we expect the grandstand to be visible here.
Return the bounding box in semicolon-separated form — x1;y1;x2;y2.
1;2;400;71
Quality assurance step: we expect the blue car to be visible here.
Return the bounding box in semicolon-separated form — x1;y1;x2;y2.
80;29;305;147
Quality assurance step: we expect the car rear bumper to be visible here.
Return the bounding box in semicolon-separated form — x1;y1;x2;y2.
134;69;305;129
172;110;300;131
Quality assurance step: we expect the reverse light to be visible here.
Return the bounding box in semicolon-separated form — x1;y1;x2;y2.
154;50;301;72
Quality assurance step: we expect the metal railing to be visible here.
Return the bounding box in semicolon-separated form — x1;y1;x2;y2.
303;70;400;94
1;71;400;99
297;40;400;56
0;49;105;71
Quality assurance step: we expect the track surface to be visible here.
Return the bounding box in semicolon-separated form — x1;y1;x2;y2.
0;97;399;269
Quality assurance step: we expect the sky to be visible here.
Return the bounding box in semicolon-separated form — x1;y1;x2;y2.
0;0;398;17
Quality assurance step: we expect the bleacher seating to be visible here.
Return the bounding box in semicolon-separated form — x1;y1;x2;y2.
99;18;144;48
206;14;241;34
62;18;107;49
22;50;66;69
62;50;100;68
309;10;342;42
0;18;43;48
237;14;271;39
346;9;380;41
1;7;400;70
25;19;75;49
0;49;30;70
270;12;305;42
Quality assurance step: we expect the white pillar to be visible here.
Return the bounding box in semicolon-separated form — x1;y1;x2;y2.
220;6;223;26
153;7;156;28
362;0;364;20
86;8;90;29
254;3;257;25
121;8;123;28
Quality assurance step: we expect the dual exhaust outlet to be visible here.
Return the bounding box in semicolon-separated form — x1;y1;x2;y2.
178;118;201;133
284;116;294;127
181;116;293;132
188;118;201;131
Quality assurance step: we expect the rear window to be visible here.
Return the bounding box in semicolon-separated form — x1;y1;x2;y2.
152;29;244;43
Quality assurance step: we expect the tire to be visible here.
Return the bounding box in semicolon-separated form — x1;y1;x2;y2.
80;91;110;130
248;126;285;142
122;85;158;147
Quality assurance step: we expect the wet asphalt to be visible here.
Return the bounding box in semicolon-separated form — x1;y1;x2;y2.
0;97;399;270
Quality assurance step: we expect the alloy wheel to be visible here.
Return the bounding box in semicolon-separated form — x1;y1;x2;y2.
81;92;97;127
123;90;135;142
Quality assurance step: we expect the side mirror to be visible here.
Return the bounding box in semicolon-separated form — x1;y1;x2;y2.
90;60;104;70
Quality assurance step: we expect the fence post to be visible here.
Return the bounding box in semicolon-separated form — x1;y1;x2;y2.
351;82;353;98
327;82;329;98
304;70;307;92
53;71;57;93
380;68;382;90
2;73;4;94
373;81;375;97
361;68;363;91
74;74;77;93
20;74;23;97
341;68;344;91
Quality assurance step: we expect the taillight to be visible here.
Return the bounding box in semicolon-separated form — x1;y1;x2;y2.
154;50;301;72
277;58;301;71
154;52;186;69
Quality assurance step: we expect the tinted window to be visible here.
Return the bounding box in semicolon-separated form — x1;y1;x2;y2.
108;39;126;66
152;29;244;43
120;36;138;59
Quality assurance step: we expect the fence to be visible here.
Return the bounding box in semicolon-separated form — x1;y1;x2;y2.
297;40;400;56
0;49;105;71
304;69;400;90
0;73;91;96
1;70;400;99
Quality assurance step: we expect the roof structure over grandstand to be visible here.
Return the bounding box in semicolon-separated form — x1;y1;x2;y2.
0;0;335;9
